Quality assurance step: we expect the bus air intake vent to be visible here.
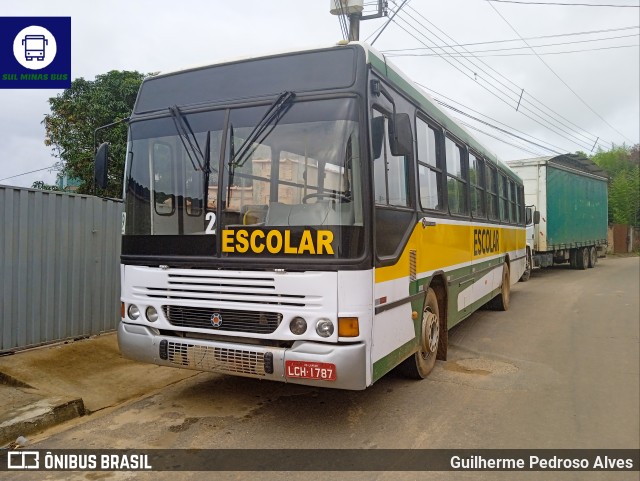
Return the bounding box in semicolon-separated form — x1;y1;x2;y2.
166;342;266;376
162;305;282;334
137;273;309;307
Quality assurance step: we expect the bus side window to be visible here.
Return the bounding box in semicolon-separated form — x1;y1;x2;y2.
509;179;517;224
445;137;468;216
469;153;486;218
372;107;414;261
416;117;442;210
372;109;410;207
486;164;498;220
498;173;509;222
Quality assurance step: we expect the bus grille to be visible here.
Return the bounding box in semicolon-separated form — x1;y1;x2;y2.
137;273;309;307
163;305;282;334
166;342;265;376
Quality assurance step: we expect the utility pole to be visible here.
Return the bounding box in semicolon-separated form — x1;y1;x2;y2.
349;12;361;41
330;0;386;42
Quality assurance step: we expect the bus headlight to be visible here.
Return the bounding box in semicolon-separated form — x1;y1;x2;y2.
146;306;159;322
290;317;307;335
316;319;334;338
127;304;140;320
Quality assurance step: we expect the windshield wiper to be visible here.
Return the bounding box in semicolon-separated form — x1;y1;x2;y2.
230;91;295;168
169;105;209;173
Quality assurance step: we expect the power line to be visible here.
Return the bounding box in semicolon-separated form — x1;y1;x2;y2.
421;84;568;152
383;33;640;55
488;2;635;143
332;0;349;40
455;118;547;156
0;164;59;182
389;12;593;150
385;43;639;57
419;83;564;154
485;0;640;7
381;25;639;50
397;2;613;150
371;0;411;46
385;5;602;151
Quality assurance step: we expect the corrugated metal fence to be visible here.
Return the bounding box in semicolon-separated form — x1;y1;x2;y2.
1;186;122;352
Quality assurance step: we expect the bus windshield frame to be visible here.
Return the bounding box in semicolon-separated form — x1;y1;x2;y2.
122;95;367;267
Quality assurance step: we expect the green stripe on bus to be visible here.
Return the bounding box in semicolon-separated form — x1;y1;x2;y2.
372;338;417;382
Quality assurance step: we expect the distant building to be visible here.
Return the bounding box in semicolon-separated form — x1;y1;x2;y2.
56;173;82;192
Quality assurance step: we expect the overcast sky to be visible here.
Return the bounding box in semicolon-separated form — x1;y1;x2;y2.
1;0;638;188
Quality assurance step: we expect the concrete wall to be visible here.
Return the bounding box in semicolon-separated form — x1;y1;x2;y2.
0;185;122;352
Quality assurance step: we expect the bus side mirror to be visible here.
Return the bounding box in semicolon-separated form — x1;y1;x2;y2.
94;142;109;190
533;210;540;225
389;113;413;157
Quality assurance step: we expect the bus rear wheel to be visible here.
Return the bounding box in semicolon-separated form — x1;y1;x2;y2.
400;288;440;379
489;263;510;311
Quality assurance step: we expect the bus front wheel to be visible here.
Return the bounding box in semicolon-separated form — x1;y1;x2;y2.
400;288;440;379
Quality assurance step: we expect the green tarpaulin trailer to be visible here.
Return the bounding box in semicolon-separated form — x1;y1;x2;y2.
507;154;608;269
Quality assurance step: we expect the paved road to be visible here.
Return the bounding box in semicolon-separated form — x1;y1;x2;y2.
9;256;640;480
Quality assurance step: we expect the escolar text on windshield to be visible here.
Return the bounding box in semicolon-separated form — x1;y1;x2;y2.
221;229;334;255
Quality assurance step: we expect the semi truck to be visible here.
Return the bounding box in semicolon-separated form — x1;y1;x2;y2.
507;154;608;271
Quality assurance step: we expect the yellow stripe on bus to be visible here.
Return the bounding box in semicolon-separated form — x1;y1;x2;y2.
375;222;525;284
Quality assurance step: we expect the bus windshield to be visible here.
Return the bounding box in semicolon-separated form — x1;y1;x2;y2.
124;97;364;259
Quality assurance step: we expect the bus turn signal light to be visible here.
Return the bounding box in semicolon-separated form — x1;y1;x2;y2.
338;317;359;337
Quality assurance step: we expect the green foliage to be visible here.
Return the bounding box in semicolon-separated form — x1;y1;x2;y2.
43;71;147;198
31;180;60;191
591;144;640;227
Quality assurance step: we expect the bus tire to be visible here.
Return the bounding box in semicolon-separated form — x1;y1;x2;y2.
519;248;532;282
489;263;510;311
400;288;440;379
588;246;597;268
576;247;588;270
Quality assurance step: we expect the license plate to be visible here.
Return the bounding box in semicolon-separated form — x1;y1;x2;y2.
285;361;336;381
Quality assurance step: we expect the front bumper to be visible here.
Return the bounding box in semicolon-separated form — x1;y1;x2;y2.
118;321;367;390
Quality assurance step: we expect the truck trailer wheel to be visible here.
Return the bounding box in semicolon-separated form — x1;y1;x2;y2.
588;246;597;268
576;247;588;270
489;263;510;311
400;288;440;379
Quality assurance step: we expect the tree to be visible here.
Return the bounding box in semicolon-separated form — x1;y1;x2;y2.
592;144;640;227
43;70;147;198
31;180;60;191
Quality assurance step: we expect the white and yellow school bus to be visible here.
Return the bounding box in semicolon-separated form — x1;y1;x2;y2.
112;42;527;390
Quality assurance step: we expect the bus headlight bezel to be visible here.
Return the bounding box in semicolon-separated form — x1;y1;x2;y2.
290;316;307;335
146;306;159;322
316;319;334;338
127;304;140;320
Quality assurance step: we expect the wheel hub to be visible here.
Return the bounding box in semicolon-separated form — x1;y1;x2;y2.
421;310;439;355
